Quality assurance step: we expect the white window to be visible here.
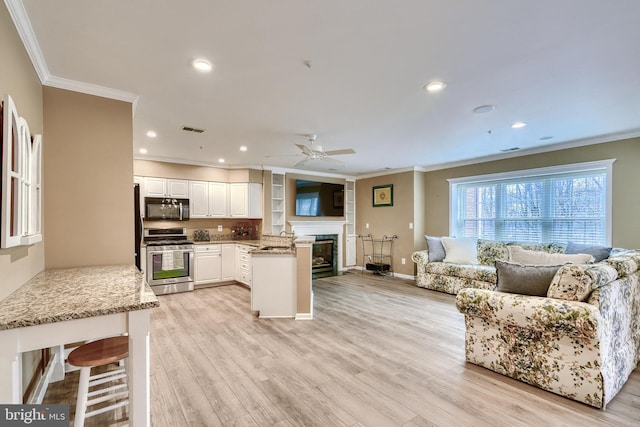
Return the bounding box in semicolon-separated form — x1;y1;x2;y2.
1;94;43;248
448;160;614;245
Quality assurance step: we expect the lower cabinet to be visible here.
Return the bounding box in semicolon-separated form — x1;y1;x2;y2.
221;244;235;281
195;245;222;285
235;244;253;288
195;243;251;287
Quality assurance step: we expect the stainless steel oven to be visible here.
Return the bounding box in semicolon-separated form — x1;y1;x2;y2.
144;228;194;295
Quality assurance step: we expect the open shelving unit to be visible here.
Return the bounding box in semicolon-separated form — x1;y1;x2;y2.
271;172;285;235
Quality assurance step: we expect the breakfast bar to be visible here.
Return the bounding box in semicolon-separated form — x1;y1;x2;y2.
0;265;159;426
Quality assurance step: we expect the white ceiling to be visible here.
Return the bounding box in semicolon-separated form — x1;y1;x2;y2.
12;0;640;176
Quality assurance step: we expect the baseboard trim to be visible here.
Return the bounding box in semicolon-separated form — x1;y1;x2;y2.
345;266;415;281
295;313;313;320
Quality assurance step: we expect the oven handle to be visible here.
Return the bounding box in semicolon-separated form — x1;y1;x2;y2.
147;248;194;255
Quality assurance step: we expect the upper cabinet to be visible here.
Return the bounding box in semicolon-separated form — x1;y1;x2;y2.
229;183;262;218
143;177;189;198
189;181;262;219
190;181;228;218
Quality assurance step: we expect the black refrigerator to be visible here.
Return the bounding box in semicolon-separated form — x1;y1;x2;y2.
134;183;143;270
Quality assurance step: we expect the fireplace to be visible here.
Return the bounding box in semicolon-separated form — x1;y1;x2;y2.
312;234;338;278
289;220;345;276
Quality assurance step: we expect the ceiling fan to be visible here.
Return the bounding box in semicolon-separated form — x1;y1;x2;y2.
291;134;356;168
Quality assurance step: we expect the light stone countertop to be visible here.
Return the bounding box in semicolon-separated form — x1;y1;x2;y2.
0;265;159;331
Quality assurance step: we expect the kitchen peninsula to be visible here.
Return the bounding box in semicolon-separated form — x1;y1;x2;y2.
0;265;159;427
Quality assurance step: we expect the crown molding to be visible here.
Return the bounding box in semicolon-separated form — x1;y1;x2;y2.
6;0;139;109
44;75;139;106
5;0;49;82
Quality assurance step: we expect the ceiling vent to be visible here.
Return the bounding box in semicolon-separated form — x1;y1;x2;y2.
500;147;520;152
182;126;206;134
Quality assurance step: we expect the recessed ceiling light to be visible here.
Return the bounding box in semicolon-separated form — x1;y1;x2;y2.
424;81;447;92
539;136;553;141
192;58;214;73
146;130;157;138
139;148;148;154
218;158;225;163
239;146;247;152
473;105;496;114
511;121;527;129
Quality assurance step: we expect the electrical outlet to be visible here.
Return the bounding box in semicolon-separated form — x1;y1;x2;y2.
366;223;369;229
217;225;223;231
401;258;406;265
409;222;413;229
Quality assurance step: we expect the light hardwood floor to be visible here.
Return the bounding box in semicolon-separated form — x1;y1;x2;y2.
45;272;640;426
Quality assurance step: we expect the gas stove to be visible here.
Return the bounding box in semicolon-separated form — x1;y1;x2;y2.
143;227;193;247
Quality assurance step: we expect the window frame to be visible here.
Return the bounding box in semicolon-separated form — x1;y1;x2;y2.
448;159;615;245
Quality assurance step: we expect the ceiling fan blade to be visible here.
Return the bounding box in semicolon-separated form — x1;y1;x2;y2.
320;157;346;166
293;158;308;168
324;148;356;156
295;144;313;155
265;154;300;158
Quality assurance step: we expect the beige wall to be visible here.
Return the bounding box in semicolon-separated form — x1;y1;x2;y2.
43;87;133;268
420;137;640;249
133;159;263;183
0;4;45;300
355;171;416;276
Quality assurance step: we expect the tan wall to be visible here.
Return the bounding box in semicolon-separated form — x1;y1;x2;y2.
420;137;640;249
133;159;263;183
355;171;415;276
43;87;133;268
0;4;45;300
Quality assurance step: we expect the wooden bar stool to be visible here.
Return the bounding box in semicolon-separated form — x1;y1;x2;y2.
67;336;129;427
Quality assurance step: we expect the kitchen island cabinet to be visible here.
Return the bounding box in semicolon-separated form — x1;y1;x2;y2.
251;252;296;318
0;265;158;426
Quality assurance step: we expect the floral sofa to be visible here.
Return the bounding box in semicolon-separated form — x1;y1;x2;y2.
455;252;640;408
411;239;567;295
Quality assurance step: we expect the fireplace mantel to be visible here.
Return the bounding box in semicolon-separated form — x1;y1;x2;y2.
289;221;345;272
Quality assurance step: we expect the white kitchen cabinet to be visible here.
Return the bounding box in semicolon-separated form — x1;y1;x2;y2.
189;181;227;218
195;243;238;286
195;245;222;285
235;244;252;288
221;244;235;281
189;181;257;218
143;177;189;198
189;181;209;217
209;182;228;217
251;253;296;318
229;183;262;218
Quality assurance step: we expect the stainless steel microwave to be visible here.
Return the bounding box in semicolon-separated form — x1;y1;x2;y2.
145;197;190;221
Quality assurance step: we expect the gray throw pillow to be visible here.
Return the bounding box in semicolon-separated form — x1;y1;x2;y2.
425;235;446;262
564;243;612;262
495;260;561;297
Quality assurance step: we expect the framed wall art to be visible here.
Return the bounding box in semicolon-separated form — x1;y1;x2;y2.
372;184;393;207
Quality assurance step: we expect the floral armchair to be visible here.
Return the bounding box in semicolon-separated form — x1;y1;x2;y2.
455;253;640;408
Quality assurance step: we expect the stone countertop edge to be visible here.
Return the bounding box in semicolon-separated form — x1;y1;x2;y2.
192;240;260;246
250;247;296;255
0;265;159;331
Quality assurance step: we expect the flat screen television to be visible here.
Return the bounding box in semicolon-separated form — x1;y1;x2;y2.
295;179;344;217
